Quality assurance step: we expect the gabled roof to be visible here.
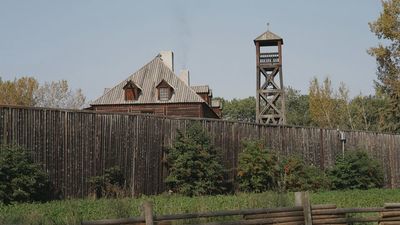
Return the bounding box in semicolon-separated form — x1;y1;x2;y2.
254;30;283;45
156;79;174;89
91;56;205;105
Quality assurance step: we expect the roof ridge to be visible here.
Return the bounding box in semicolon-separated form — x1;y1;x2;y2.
254;30;283;42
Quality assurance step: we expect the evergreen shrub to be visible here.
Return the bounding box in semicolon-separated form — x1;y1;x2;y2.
0;144;51;204
165;122;225;196
329;150;384;190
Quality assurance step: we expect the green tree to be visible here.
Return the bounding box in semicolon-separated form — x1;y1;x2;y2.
368;0;400;132
0;145;51;204
165;122;225;196
220;97;256;122
329;150;384;190
285;87;312;126
349;95;387;132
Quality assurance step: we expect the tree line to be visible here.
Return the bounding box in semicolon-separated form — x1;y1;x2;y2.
0;77;85;109
221;0;400;133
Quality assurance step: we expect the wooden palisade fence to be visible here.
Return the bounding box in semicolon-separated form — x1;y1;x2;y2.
81;192;400;225
0;105;400;197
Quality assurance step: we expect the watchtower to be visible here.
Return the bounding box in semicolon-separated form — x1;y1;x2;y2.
254;29;285;124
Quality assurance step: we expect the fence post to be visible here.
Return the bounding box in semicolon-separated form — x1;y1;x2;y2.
295;192;302;206
295;192;312;225
142;201;154;225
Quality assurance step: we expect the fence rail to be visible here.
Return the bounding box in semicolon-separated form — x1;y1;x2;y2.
0;105;400;197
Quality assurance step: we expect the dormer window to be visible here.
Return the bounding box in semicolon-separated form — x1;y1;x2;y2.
159;87;170;101
156;80;173;101
123;80;141;101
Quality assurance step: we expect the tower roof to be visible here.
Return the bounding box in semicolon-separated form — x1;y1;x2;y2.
254;30;283;45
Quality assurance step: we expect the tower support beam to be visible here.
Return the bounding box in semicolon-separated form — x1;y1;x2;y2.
254;30;285;125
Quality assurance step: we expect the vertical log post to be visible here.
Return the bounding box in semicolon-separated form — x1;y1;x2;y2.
295;192;313;225
142;201;154;225
295;192;303;206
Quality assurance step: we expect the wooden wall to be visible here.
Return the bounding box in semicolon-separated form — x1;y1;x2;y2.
91;103;207;118
0;105;399;198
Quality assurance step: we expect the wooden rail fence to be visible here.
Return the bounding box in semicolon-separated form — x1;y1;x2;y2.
81;192;400;225
0;105;400;197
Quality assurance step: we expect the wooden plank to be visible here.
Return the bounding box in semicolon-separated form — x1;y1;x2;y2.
1;105;400;197
385;203;400;209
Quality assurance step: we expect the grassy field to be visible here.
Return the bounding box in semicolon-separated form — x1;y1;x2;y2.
1;189;400;225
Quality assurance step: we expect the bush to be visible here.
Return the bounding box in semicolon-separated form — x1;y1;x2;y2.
165;122;225;196
0;144;51;204
329;150;384;190
88;166;127;198
281;156;330;191
237;140;280;192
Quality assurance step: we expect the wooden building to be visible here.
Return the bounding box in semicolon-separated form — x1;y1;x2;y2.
89;51;221;119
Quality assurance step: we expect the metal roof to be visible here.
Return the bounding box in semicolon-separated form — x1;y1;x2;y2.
191;85;209;93
91;56;205;105
254;30;283;44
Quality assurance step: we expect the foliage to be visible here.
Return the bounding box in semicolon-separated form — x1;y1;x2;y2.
310;189;400;208
165;122;225;196
0;192;292;225
0;77;39;106
34;80;86;109
0;145;51;204
285;86;312;126
329;150;384;190
237;140;280;192
368;0;400;133
0;77;86;109
219;97;256;122
281;155;330;191
348;95;387;132
308;77;336;128
88;166;127;198
3;189;400;225
307;77;388;132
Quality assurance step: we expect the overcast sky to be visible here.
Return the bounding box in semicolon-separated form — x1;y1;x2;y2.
0;0;382;101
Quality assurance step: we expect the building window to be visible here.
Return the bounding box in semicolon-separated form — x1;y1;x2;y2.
123;80;141;101
125;88;135;101
159;87;170;101
156;79;173;101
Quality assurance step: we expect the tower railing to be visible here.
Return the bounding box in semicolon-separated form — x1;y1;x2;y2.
259;52;279;64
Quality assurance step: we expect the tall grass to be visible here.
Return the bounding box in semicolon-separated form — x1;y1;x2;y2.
1;189;400;225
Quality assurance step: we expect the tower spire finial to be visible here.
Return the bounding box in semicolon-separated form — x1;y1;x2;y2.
267;22;270;31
